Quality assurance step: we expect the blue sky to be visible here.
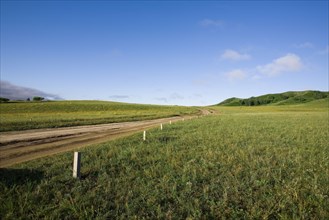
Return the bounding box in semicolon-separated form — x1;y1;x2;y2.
1;1;328;105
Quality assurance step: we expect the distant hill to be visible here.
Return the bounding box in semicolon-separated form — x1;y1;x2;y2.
217;91;329;106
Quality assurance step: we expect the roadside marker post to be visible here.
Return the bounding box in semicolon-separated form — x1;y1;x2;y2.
170;121;172;125
73;152;81;179
160;123;163;130
143;130;146;141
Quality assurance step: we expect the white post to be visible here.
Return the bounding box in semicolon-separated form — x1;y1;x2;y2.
73;152;81;179
183;118;185;121
143;130;146;141
160;123;163;130
170;120;172;125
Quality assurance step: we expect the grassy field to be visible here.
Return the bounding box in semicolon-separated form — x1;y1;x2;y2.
0;101;328;218
0;101;198;132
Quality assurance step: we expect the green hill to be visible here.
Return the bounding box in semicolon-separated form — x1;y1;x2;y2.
217;90;329;106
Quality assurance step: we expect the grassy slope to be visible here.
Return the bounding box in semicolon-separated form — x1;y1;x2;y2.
0;101;198;132
1;102;328;219
216;97;329;114
218;90;329;106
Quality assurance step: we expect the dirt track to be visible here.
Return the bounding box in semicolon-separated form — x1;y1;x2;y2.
0;113;210;168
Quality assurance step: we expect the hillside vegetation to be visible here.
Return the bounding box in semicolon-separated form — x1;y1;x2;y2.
1;103;328;219
218;90;329;106
0;101;198;132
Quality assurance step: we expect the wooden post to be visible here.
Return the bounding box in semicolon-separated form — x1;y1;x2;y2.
73;152;81;179
160;123;163;130
143;130;146;141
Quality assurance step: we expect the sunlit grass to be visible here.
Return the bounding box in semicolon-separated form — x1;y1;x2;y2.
0;101;198;131
1;103;328;218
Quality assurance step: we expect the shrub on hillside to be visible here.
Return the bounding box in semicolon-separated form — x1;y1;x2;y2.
0;97;10;102
33;96;45;101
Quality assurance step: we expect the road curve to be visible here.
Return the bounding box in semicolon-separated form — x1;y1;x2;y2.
0;112;211;168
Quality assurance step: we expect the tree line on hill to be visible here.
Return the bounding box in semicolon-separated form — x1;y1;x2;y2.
218;91;329;106
0;96;45;103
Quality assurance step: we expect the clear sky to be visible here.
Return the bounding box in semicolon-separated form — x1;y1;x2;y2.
1;0;328;106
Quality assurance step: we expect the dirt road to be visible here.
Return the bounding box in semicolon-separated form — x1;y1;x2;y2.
0;113;209;168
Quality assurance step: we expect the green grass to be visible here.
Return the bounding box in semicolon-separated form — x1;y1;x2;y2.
1;103;328;219
0;101;198;132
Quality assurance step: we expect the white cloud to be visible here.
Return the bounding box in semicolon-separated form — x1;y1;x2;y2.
225;69;247;81
294;42;314;49
220;49;251;61
257;53;303;77
0;80;62;100
199;19;224;28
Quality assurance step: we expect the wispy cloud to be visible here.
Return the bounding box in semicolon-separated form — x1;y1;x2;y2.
154;93;185;103
109;49;123;58
198;19;224;28
318;45;329;55
108;95;130;100
170;93;184;100
293;42;314;49
220;49;251;61
0;80;62;100
257;53;303;77
251;75;262;80
192;93;203;98
225;69;247;81
154;97;168;103
192;79;210;87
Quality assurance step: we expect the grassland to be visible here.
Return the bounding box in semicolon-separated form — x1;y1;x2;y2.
0;101;198;132
1;100;328;219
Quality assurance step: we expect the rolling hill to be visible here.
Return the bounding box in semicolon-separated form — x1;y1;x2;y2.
217;90;329;106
